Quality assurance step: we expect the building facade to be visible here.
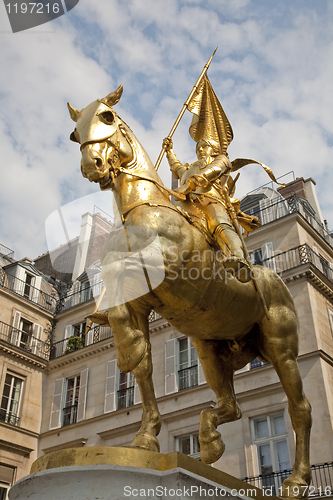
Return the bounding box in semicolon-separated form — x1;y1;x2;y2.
0;246;57;499
1;178;333;499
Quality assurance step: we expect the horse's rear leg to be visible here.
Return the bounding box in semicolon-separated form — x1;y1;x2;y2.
109;305;161;452
259;310;312;498
191;338;242;464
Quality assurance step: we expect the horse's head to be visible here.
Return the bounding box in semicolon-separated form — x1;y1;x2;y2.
68;85;133;190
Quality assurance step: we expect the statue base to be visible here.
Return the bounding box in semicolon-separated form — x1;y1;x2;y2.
9;447;276;500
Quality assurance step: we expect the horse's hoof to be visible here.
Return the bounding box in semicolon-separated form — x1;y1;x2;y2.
281;472;311;499
130;433;160;453
199;433;225;464
116;332;147;372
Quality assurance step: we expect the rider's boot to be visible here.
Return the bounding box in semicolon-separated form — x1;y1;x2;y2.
214;224;252;283
86;310;109;326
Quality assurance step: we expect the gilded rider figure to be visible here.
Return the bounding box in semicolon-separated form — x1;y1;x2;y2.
163;136;249;273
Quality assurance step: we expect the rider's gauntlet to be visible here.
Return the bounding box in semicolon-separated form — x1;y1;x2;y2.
166;150;187;179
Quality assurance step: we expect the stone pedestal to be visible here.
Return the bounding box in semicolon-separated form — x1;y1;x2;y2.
9;447;276;500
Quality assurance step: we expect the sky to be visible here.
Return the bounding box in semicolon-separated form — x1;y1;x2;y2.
0;0;332;260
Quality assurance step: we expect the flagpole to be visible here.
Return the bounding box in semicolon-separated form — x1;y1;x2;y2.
154;47;218;171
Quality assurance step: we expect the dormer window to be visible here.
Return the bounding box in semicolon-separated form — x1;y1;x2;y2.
23;273;34;299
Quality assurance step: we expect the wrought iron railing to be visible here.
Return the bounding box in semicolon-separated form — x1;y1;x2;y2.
243;462;333;498
148;310;162;323
178;365;198;391
0;273;57;312
49;324;113;359
117;386;134;409
260;243;333;283
62;280;104;311
242;194;333;247
0;320;49;360
0;243;14;259
0;408;20;426
63;404;78;426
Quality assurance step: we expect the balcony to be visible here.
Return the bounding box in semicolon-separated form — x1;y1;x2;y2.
61;280;104;311
0;273;57;313
260;243;333;284
243;462;333;498
0;408;20;426
50;324;113;359
0;320;49;360
242;194;333;247
0;243;14;259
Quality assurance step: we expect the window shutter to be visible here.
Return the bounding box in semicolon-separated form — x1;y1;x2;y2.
31;323;43;354
49;378;65;430
134;377;141;405
198;359;206;385
65;325;73;339
261;242;276;271
165;338;177;395
86;321;95;346
72;281;81;306
31;275;42;303
259;198;273;225
64;325;74;353
15;265;25;282
77;368;89;422
104;360;116;413
11;311;21;346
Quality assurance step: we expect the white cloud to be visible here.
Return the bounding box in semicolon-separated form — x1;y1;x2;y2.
0;0;332;260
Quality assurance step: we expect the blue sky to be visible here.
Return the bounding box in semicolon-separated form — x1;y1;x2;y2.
0;0;332;259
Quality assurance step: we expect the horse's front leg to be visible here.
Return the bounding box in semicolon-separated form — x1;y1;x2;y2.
131;343;161;452
109;304;161;452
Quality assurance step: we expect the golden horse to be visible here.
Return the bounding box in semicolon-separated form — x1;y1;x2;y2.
68;86;311;498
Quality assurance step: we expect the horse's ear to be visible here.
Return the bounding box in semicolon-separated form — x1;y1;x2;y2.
70;131;79;143
101;85;123;107
67;102;80;122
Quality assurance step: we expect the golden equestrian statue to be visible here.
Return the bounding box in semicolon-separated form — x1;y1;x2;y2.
67;56;311;499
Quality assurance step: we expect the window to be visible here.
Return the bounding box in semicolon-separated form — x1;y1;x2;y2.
329;309;333;336
250;249;263;265
117;371;135;410
17;318;33;350
49;369;88;430
176;433;200;460
63;375;80;426
80;280;93;302
165;338;205;395
250;243;275;271
0;373;24;426
0;483;9;500
178;338;198;390
23;273;34;299
11;312;42;354
251;414;290;494
63;322;86;354
104;360;141;413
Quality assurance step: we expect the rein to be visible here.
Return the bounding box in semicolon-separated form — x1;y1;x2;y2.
117;166;186;201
